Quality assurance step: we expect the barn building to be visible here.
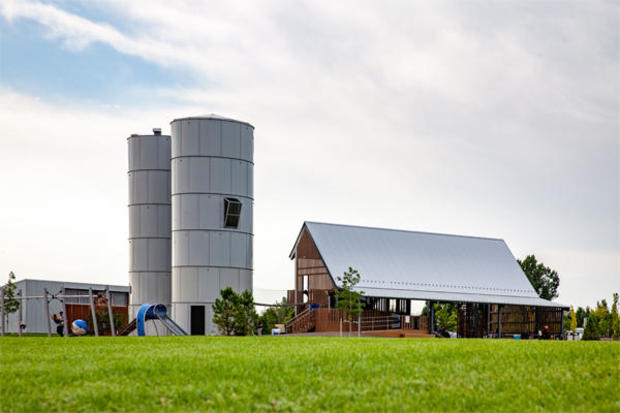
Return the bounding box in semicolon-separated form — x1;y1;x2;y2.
287;222;568;338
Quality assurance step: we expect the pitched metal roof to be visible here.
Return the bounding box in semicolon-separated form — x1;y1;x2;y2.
293;222;566;308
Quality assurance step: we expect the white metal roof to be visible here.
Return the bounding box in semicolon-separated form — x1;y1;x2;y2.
15;278;130;293
294;222;566;308
170;113;254;128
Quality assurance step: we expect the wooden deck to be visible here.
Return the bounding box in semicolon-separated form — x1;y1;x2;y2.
363;329;434;339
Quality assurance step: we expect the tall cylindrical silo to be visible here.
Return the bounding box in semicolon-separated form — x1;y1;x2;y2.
128;129;172;320
170;115;254;335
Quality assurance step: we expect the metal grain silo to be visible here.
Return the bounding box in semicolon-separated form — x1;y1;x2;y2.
128;129;171;320
170;115;254;335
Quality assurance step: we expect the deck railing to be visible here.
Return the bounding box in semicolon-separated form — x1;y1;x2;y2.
286;308;429;334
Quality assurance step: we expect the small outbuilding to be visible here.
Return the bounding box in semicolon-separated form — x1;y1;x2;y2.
3;279;129;335
287;222;568;338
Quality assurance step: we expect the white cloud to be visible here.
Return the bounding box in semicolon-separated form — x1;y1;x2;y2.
0;1;618;308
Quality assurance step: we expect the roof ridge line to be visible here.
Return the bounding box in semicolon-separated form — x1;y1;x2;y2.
305;221;504;242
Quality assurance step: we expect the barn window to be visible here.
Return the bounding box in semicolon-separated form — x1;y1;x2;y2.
224;198;242;228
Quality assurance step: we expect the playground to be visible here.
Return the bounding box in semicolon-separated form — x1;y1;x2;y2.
0;337;618;412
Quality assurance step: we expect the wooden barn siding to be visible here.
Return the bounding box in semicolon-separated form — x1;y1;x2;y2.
294;228;336;310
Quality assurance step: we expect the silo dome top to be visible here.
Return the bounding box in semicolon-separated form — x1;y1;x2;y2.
170;114;254;129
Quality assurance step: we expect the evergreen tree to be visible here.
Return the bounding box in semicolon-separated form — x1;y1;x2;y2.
569;306;577;332
582;316;600;341
212;287;259;336
212;287;238;335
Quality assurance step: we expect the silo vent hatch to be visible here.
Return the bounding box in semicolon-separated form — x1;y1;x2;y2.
224;198;242;228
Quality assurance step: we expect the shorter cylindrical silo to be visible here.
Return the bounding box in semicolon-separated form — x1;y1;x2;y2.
128;129;171;320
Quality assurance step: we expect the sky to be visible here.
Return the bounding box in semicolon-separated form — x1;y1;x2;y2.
0;0;618;309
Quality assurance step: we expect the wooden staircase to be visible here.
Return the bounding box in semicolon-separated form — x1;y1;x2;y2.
285;308;315;334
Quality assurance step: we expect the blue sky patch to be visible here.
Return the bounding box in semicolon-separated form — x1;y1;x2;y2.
0;18;195;105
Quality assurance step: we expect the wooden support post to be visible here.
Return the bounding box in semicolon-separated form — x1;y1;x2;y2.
44;289;52;337
1;287;5;337
498;305;502;339
487;303;491;338
428;300;435;334
17;290;23;337
106;288;116;337
62;288;69;337
89;288;99;336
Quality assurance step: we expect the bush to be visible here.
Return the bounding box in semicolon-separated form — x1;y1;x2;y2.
582;316;600;341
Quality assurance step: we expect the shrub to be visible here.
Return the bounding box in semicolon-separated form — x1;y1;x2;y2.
582;316;600;341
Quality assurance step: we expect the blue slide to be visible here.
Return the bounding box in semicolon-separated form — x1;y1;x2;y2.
120;303;188;336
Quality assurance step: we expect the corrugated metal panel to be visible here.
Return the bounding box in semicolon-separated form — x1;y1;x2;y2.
302;222;567;308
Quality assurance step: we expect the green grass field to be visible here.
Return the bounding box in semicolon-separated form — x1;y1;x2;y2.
1;337;618;412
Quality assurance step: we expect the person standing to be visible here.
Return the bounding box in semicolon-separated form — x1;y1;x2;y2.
53;311;64;336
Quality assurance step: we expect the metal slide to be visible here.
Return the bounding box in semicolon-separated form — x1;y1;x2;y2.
119;303;188;336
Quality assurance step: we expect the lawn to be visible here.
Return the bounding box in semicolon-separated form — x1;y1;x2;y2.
0;337;618;412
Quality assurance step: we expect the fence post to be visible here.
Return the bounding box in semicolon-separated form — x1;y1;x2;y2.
44;289;52;337
17;290;23;337
106;288;116;337
1;286;5;337
89;288;99;336
61;288;69;337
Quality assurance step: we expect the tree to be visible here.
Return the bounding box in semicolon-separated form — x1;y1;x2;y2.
233;290;259;336
212;287;238;336
517;255;560;300
576;307;588;328
434;303;457;331
611;293;619;340
593;299;611;337
260;297;294;333
335;267;365;334
582;316;600;341
2;272;19;326
212;287;259;336
569;306;577;332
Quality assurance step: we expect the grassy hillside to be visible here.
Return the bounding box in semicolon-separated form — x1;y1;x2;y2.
1;337;618;412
